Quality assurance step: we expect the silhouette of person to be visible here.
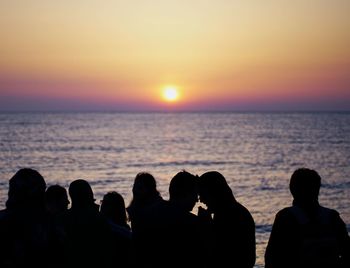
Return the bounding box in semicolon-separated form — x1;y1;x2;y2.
137;170;207;268
45;184;70;217
126;172;165;267
61;179;113;268
198;171;256;268
265;168;350;268
0;168;58;268
127;172;164;233
44;184;70;267
100;191;132;267
101;191;131;231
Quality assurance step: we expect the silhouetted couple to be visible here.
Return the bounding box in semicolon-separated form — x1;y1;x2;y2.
128;170;256;268
198;171;256;268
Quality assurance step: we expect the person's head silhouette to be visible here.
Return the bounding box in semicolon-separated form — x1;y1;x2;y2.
169;170;198;211
6;168;46;210
289;168;321;207
131;172;161;204
199;171;235;212
45;184;70;215
100;191;128;228
68;179;96;209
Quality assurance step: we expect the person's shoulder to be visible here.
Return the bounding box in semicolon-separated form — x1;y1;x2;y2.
0;209;9;222
235;201;251;213
0;208;16;222
318;205;344;224
319;205;339;216
109;221;132;240
276;206;294;216
272;206;298;224
234;202;255;223
0;208;7;217
147;198;168;214
142;199;170;224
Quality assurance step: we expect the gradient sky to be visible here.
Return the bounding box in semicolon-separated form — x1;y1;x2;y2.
1;0;349;111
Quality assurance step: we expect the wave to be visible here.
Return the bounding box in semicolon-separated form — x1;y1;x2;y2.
256;224;272;233
322;181;350;190
126;160;236;168
3;145;126;153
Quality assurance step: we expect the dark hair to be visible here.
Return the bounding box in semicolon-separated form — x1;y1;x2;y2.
45;184;68;203
100;191;128;227
169;170;198;200
6;168;46;209
128;172;161;207
45;184;70;214
69;179;95;206
133;172;158;194
289;168;321;202
199;171;235;203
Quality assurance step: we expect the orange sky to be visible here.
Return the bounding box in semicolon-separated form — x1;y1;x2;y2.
1;1;349;111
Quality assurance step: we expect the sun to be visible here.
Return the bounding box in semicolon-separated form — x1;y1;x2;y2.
162;86;179;102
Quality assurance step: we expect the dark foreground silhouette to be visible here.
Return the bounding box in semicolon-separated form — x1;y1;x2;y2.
100;191;132;267
45;184;70;217
132;170;206;268
265;168;350;268
198;171;256;268
127;172;165;235
0;168;59;268
0;167;349;268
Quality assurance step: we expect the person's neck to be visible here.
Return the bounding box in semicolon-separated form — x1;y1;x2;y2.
293;199;319;210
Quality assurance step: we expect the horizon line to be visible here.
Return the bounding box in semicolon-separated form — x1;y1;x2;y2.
1;109;350;114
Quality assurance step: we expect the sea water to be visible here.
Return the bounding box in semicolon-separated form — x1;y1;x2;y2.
1;112;349;267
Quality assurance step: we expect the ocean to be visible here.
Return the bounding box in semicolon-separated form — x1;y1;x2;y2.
0;112;349;267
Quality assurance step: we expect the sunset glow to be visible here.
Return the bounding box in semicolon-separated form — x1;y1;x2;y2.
0;1;349;111
162;86;179;102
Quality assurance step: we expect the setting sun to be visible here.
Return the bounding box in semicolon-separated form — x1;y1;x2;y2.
162;86;179;102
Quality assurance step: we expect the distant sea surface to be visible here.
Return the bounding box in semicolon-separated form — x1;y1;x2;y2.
1;112;349;267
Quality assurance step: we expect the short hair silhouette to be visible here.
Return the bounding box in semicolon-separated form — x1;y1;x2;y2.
265;167;350;268
45;184;70;214
169;170;198;200
6;168;46;209
289;168;321;203
45;184;69;203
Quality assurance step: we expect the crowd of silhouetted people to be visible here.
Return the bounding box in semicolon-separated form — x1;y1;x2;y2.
0;167;349;268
